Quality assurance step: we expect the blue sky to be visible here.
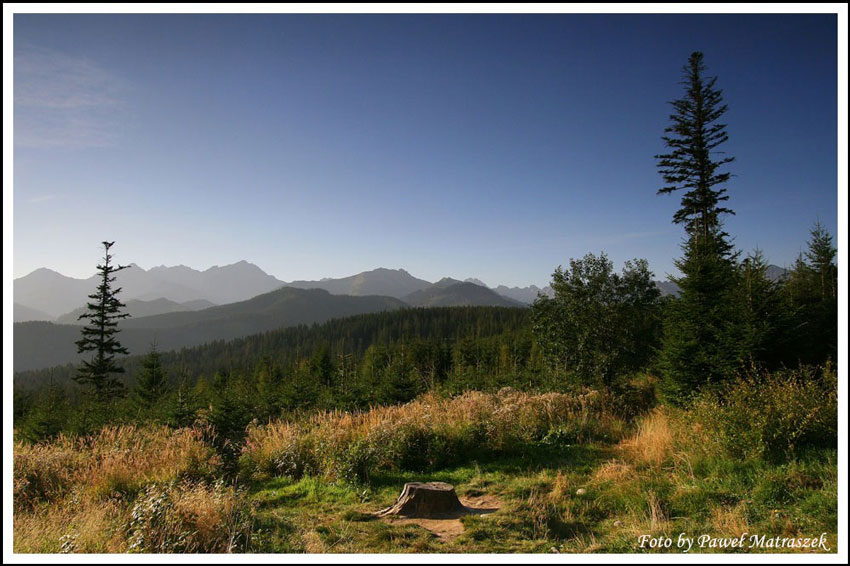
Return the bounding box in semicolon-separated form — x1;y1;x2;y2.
13;13;839;287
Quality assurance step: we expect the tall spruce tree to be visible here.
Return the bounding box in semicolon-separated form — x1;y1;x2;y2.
75;241;131;402
655;52;744;402
656;51;735;247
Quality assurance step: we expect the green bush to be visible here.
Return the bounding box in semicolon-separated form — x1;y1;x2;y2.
271;435;319;480
331;438;377;485
605;375;658;420
688;365;837;462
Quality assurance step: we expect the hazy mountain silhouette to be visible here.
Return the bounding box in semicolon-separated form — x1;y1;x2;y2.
765;265;790;282
14;286;405;372
431;277;464;289
120;287;404;331
14;303;54;323
654;280;682;298
15;260;790;323
14;261;285;318
54;297;217;325
403;281;525;308
464;277;554;305
494;284;554;304
284;267;431;298
13;268;92;319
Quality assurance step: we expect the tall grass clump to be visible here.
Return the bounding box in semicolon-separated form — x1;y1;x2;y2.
127;480;254;553
241;389;621;483
14;424;221;509
14;424;254;553
618;408;673;468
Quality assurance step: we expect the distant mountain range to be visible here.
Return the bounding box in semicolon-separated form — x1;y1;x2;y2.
14;263;547;323
14;261;285;319
283;267;432;298
14;260;793;320
13;260;790;372
13;303;54;323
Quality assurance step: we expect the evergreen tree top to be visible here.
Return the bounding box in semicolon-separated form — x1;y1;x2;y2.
656;51;735;253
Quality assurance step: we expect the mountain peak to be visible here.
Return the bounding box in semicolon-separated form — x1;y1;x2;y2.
433;277;462;289
403;279;525;308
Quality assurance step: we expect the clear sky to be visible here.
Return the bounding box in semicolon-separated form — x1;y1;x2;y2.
12;12;839;287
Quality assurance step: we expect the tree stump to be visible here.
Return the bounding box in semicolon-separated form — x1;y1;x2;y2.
376;482;466;518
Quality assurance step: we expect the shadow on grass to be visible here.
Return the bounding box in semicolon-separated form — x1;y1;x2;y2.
367;442;612;492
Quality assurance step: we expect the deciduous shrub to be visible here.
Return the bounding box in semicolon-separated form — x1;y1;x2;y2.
685;365;837;462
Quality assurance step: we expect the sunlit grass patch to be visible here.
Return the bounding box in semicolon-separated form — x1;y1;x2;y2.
618;408;673;468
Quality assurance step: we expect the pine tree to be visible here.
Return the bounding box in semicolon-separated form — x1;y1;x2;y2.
656;51;735;249
655;53;743;402
170;380;195;428
737;249;792;368
75;241;131;402
134;343;169;410
785;222;838;364
804;221;837;300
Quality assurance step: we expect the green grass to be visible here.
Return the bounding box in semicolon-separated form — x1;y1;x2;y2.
246;439;837;553
15;382;837;554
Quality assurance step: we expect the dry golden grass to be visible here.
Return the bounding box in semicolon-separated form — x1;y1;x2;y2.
592;460;637;484
550;470;571;502
524;487;558;540
615;489;672;541
13;424;250;554
646;490;667;530
618;408;673;468
14;497;127;553
127;480;254;553
15;424;220;509
242;389;614;481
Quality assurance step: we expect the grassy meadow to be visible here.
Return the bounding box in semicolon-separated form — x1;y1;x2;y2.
13;367;838;554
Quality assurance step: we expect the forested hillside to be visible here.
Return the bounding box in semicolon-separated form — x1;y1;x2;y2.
14;287;406;371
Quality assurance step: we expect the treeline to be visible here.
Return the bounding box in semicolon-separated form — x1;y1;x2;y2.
15;306;531;390
530;224;837;403
14;306;544;440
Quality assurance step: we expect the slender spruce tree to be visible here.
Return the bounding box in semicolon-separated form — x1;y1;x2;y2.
804;220;838;301
134;343;169;411
784;221;838;365
655;52;744;402
656;51;735;248
75;241;131;402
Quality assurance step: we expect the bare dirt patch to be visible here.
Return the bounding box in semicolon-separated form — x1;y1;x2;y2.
381;494;501;540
